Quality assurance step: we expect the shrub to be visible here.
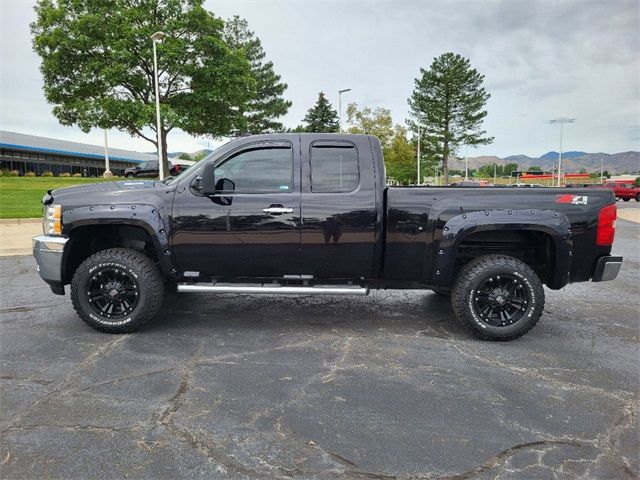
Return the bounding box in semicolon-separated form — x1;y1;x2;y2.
0;170;3;177
9;170;20;177
635;177;640;187
42;171;54;177
72;173;82;177
25;171;36;177
60;172;71;177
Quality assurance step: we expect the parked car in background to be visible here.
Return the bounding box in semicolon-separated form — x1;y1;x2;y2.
602;181;640;202
124;160;189;178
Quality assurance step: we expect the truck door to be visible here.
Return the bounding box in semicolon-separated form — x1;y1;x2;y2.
299;136;377;280
170;139;301;278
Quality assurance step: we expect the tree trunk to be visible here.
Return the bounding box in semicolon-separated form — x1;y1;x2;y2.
160;129;170;179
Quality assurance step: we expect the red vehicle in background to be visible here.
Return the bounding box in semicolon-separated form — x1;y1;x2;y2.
602;180;640;202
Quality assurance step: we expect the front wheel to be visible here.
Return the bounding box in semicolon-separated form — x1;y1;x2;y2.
71;248;164;333
635;194;639;202
451;255;544;341
622;198;630;202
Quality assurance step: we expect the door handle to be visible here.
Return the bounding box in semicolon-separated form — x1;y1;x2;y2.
262;207;293;214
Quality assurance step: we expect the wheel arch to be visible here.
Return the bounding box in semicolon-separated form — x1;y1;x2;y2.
61;204;173;284
433;209;573;289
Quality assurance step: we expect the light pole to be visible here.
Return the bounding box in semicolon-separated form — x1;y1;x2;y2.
338;88;351;133
464;145;469;181
103;129;112;178
417;125;421;185
549;118;575;187
151;31;166;180
493;164;497;184
600;158;604;183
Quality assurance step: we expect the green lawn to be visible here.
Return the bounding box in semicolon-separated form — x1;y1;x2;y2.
0;177;119;219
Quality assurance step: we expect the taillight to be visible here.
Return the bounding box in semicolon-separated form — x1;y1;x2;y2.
596;204;617;246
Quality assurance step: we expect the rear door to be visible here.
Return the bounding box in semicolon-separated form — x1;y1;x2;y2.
299;135;377;280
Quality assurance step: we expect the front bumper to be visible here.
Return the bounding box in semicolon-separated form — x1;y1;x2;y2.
33;235;68;294
592;255;623;282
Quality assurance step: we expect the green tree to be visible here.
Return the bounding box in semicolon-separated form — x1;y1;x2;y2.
385;127;417;185
303;92;339;132
177;152;192;161
31;0;254;175
223;16;291;134
528;165;542;172
408;52;493;184
345;103;394;147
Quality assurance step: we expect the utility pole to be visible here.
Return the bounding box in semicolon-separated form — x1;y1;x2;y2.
600;158;604;183
493;164;497;184
151;31;167;180
338;88;351;133
549;118;575;187
417;125;421;185
103;129;112;178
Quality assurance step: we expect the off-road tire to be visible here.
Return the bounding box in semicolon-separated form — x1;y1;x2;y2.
71;248;164;333
451;255;545;341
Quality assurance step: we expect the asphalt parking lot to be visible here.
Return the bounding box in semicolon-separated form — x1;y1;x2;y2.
1;205;638;480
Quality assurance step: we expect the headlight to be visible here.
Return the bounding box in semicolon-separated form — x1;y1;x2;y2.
44;204;62;235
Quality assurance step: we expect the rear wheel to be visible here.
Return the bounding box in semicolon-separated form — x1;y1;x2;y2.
71;248;164;333
125;173;134;178
451;255;544;341
622;198;630;202
635;194;639;202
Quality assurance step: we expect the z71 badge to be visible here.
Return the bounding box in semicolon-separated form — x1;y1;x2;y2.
556;194;588;205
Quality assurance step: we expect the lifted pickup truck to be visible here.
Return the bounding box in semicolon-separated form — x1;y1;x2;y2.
33;134;622;340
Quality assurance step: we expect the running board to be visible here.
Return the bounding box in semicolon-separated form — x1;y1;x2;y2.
177;282;369;296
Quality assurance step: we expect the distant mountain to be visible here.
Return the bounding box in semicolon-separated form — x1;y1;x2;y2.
452;151;639;175
540;151;587;160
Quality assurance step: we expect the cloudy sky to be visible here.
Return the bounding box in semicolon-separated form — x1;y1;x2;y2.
1;0;638;157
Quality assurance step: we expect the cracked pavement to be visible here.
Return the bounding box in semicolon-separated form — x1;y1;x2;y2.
1;209;638;479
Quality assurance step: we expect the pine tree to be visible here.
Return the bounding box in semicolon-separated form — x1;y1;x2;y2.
408;52;493;184
303;92;339;133
224;16;291;134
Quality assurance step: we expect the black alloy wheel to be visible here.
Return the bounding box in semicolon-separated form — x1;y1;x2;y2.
86;265;140;319
471;274;530;327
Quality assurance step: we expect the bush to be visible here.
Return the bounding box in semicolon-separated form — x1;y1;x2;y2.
25;171;36;177
60;172;71;177
9;170;20;177
72;173;82;177
0;170;3;177
42;171;54;177
635;177;640;187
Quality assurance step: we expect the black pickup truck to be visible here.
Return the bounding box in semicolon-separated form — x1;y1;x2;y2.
33;134;622;340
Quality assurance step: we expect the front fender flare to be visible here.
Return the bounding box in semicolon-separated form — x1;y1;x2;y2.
62;204;173;276
433;209;572;289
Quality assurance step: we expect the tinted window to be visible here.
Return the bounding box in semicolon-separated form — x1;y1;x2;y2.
214;146;293;193
311;145;358;193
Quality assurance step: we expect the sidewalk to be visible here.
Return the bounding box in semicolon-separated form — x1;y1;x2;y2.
0;219;42;256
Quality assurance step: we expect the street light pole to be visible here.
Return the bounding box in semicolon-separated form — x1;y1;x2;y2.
103;129;112;178
600;158;604;183
550;118;575;187
417;125;421;185
151;31;166;180
338;88;351;133
464;145;469;181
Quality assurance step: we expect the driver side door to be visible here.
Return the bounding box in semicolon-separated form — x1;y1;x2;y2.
170;139;301;279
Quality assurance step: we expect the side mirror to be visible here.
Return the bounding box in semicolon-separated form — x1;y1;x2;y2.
200;162;216;196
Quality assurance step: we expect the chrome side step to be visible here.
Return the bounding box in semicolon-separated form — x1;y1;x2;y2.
177;282;369;296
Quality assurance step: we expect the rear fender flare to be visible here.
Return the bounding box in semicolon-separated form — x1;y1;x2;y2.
433;209;572;289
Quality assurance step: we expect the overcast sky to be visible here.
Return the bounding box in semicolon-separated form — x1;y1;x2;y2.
1;0;638;157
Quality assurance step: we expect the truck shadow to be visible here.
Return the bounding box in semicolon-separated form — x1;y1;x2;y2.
144;290;469;339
